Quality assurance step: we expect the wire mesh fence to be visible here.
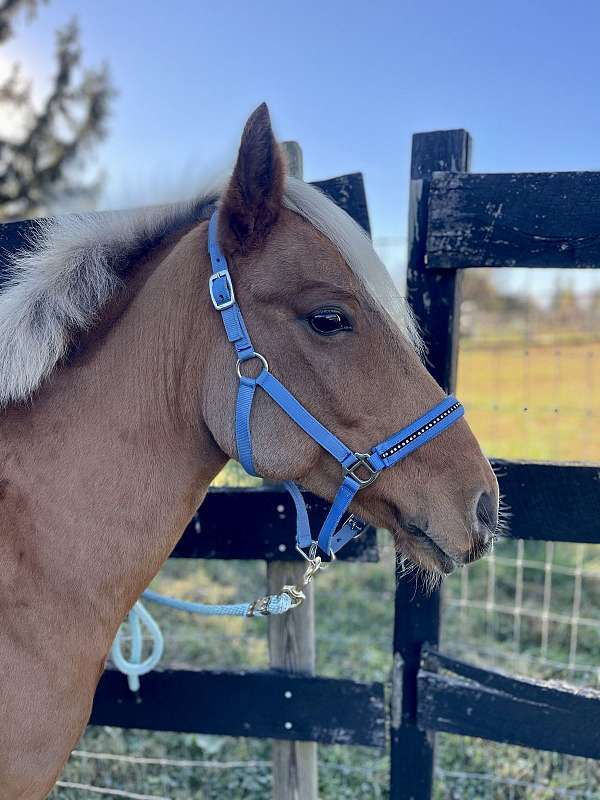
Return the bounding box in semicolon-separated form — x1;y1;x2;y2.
52;731;389;799
435;738;600;800
436;267;600;799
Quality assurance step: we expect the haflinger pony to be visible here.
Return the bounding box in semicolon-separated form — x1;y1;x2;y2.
0;103;498;798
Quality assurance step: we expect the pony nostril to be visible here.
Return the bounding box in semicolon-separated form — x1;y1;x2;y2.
476;491;498;536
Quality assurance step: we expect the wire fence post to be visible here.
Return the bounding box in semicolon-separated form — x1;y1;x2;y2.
267;140;318;800
390;129;471;799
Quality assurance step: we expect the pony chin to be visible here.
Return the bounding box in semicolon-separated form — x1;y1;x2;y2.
395;549;446;595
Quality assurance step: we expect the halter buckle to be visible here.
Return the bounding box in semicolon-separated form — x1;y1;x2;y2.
343;453;380;488
209;270;235;311
344;514;368;538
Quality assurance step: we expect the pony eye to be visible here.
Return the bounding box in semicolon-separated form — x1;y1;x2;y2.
308;308;352;336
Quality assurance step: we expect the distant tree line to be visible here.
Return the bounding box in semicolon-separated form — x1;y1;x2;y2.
461;270;600;336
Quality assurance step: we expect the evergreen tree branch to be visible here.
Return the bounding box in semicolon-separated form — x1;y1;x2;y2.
0;10;113;219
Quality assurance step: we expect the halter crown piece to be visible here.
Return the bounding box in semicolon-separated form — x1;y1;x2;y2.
208;211;465;560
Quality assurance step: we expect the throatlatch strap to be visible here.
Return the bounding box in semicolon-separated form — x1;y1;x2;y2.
330;515;368;554
236;377;257;475
283;480;312;550
234;371;313;549
316;476;361;555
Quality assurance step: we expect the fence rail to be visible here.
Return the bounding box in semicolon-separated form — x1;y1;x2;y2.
171;487;378;561
91;669;386;748
492;460;600;542
427;170;600;269
418;647;600;760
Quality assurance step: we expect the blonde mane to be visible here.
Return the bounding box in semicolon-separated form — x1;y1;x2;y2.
0;177;420;407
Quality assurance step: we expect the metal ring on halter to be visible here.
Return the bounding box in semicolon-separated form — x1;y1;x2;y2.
343;452;380;488
295;541;318;564
295;541;336;567
319;550;336;568
236;352;269;379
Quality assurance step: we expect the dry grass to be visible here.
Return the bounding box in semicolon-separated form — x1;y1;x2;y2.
458;338;600;462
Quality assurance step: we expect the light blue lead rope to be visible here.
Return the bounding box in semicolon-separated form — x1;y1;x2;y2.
111;601;164;692
142;588;293;616
111;589;295;691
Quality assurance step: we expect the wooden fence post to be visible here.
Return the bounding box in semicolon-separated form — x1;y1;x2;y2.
390;130;471;800
267;141;318;800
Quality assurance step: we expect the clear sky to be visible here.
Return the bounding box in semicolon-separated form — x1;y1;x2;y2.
3;0;600;292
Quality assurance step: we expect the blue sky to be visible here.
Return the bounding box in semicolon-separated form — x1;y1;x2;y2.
3;0;600;293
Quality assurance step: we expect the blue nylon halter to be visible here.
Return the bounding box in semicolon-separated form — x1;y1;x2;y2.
208;211;464;558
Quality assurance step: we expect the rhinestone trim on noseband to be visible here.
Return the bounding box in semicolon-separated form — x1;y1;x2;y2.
380;402;462;460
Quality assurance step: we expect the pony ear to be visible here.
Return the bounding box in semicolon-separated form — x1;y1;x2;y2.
218;103;286;255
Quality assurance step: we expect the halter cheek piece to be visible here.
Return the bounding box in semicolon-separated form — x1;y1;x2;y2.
208;211;464;559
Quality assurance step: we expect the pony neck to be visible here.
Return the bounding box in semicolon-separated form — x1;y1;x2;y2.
0;221;226;652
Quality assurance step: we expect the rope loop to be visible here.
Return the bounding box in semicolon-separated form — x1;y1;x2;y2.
110;601;164;691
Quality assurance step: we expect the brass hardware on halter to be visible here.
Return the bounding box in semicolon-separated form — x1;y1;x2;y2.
246;596;273;617
302;556;322;583
246;554;327;616
281;585;306;608
343;452;380;488
296;542;337;567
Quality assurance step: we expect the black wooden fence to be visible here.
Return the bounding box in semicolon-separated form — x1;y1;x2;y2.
2;131;600;798
391;129;600;799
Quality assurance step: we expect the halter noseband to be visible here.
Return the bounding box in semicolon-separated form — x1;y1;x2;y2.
207;212;464;559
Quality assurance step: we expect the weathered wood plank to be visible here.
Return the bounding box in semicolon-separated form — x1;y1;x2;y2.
91;669;386;748
173;458;600;564
427;171;600;269
391;129;471;800
0;218;34;255
407;133;471;389
268;560;317;800
492;459;600;543
418;648;600;758
312;173;371;235
171;487;378;561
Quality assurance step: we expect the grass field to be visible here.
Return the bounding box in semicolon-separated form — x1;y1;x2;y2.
51;334;600;799
458;338;600;463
